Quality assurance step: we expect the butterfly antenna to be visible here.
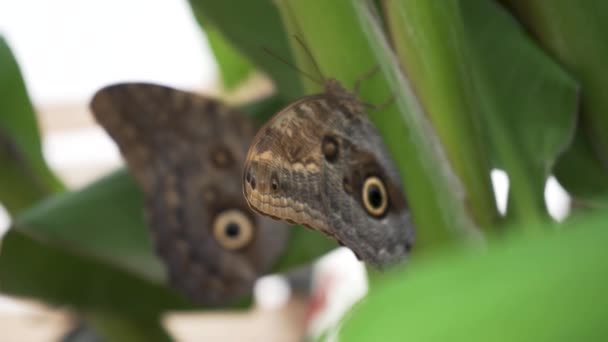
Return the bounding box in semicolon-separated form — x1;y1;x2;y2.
261;46;323;86
293;35;326;83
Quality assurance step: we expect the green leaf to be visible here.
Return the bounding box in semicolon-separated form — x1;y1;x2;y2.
275;0;481;248
340;212;608;341
86;312;172;342
194;16;254;90
11;166;335;284
0;36;65;214
188;0;302;99
272;227;336;274
13;169;166;283
0;230;193;316
554;130;608;208
460;0;578;225
382;0;498;231
501;0;608;207
0;35;177;340
1;97;333;311
242;94;290;125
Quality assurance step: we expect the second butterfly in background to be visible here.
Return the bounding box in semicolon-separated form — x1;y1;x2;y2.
91;83;289;305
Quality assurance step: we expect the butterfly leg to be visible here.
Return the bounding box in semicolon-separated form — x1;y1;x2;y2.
353;65;380;95
373;94;396;112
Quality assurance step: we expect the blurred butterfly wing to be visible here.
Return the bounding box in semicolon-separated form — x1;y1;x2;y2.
90;83;232;191
91;83;289;305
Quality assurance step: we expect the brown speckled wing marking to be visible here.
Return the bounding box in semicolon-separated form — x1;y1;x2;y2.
243;80;414;267
91;83;289;305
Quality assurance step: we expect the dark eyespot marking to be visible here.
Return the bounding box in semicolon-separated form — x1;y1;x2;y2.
225;222;240;238
271;173;279;192
322;135;339;162
212;210;254;250
245;170;252;182
362;176;389;217
245;169;256;190
368;186;383;207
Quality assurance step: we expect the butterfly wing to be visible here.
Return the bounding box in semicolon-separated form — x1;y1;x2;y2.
91;83;289;305
243;92;414;267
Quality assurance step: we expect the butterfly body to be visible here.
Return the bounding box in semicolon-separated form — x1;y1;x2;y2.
91;83;289;305
243;80;414;267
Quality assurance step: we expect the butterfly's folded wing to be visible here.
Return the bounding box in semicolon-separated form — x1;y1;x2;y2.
91;83;289;305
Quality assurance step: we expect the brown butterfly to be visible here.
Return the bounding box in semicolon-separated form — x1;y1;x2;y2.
90;83;289;305
242;78;414;268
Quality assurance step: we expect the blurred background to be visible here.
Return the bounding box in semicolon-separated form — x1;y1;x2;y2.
0;0;584;341
0;1;368;340
0;0;214;190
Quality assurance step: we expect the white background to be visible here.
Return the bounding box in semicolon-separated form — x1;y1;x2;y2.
0;0;218;234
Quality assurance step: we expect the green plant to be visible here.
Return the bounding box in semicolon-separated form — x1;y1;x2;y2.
0;33;333;340
1;0;607;340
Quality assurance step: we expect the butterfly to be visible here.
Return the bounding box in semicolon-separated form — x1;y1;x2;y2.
242;78;414;267
91;83;289;305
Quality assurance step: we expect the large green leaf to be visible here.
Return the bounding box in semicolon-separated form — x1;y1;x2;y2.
13;169;165;283
274;0;482;250
340;212;608;341
460;0;578;225
501;0;608;208
194;16;254;91
382;0;498;231
0;230;193;316
0;35;175;341
188;0;302;99
0;36;64;214
554;130;608;208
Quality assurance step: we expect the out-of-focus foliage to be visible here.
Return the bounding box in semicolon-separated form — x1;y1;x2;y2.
0;31;333;340
0;119;334;313
383;0;498;232
204;24;254;91
0;36;64;214
501;0;608;209
340;212;608;341
460;0;578;225
1;0;607;340
188;0;302;99
275;0;483;250
0;230;193;316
